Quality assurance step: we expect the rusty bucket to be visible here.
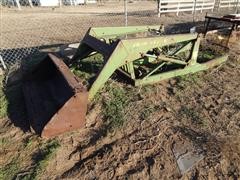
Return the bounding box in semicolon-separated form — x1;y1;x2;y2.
23;54;88;138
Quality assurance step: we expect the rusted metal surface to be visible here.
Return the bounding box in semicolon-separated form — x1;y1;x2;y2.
41;91;88;138
23;53;88;138
223;14;240;20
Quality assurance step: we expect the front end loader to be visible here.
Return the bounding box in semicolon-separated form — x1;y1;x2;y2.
22;26;228;138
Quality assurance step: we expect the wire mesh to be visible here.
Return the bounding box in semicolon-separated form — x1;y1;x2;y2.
1;1;128;67
0;0;239;68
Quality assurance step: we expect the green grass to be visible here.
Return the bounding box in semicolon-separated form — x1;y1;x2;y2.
198;48;215;63
140;104;157;120
102;83;129;131
21;139;60;180
0;69;27;120
174;46;225;92
233;98;240;111
70;53;135;131
71;53;104;83
0;158;20;180
71;66;92;80
32;140;60;179
178;106;208;127
141;84;155;94
0;76;8;119
175;73;202;91
22;136;36;149
0;137;60;180
0;137;10;146
198;43;226;63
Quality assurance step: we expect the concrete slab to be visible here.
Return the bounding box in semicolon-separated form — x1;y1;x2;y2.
173;142;204;174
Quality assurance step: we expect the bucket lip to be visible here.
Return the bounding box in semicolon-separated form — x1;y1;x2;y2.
22;53;89;138
40;91;88;138
48;53;87;93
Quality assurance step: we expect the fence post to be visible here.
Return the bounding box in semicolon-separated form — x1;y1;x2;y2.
157;0;161;17
0;56;7;70
236;0;239;13
212;0;215;12
73;0;77;6
59;0;62;7
28;0;33;7
193;0;197;22
217;0;220;11
15;0;21;10
124;0;128;26
177;2;180;16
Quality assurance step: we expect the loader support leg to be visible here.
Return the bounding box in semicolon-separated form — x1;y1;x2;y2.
88;44;129;101
189;37;201;65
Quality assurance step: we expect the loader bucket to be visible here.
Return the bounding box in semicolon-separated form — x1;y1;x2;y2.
23;54;88;138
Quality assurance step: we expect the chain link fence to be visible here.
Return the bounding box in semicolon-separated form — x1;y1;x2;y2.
0;0;238;69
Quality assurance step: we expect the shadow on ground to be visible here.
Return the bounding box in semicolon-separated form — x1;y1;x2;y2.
3;44;66;134
4;70;30;132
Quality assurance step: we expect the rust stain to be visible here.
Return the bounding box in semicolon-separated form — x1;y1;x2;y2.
23;53;88;138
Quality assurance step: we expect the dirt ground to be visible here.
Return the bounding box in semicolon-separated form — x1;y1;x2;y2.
1;2;240;180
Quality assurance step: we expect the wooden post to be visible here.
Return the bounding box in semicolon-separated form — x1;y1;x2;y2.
59;0;62;7
217;0;220;11
236;0;239;13
15;0;21;10
211;0;214;12
193;0;197;22
28;0;33;7
157;0;161;17
0;55;7;70
124;0;128;26
73;0;77;6
177;2;180;16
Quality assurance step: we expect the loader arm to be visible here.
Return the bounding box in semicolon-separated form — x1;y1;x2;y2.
22;26;228;138
72;29;214;100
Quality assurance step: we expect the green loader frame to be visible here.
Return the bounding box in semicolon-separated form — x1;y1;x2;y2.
71;26;228;101
23;25;229;137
